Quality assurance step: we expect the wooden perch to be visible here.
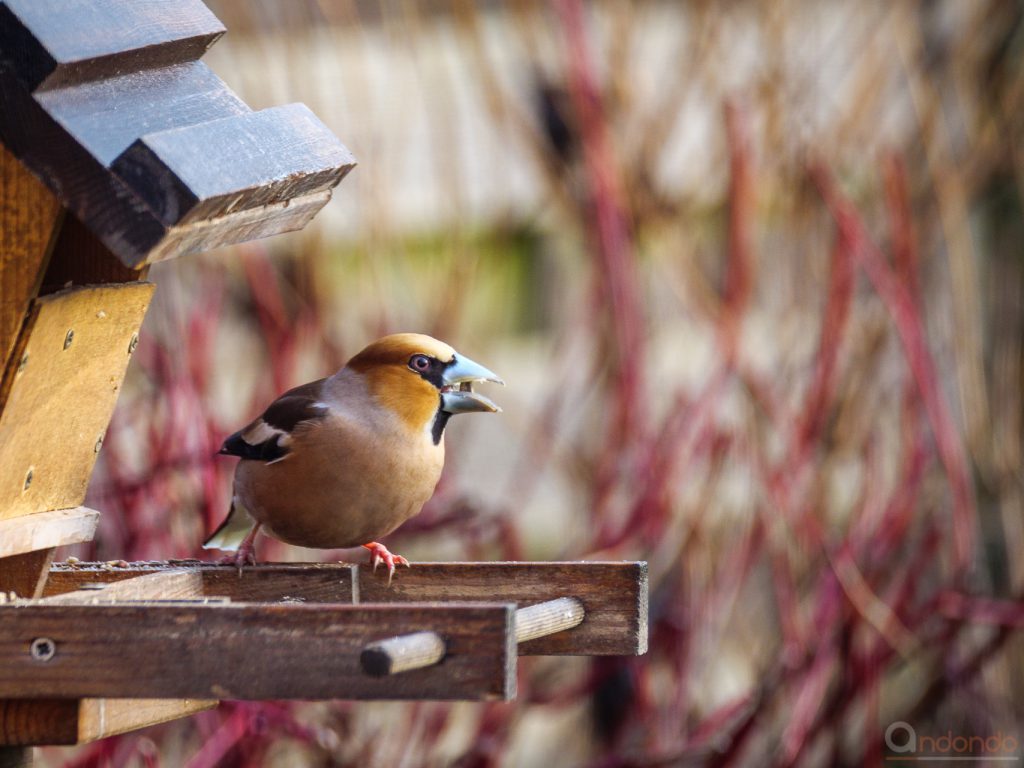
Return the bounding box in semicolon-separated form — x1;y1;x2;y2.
360;561;648;655
0;0;355;267
0;602;515;700
360;597;587;677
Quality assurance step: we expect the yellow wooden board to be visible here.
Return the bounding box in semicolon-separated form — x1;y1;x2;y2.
0;145;62;369
0;284;154;519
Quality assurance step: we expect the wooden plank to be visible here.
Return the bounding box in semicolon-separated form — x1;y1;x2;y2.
147;189;336;264
34;570;203;604
0;698;216;746
0;143;61;369
0;603;516;700
0;509;99;558
37;61;249;167
0;284;153;519
112;104;356;227
358;562;648;656
0;0;225;92
3;570;215;746
44;562;358;604
0;549;54;599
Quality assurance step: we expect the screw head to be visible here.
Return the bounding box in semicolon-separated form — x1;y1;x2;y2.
30;637;56;662
63;329;74;349
23;468;32;491
128;334;139;355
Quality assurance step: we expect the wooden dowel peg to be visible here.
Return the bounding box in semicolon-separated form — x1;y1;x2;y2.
515;597;585;644
360;631;446;677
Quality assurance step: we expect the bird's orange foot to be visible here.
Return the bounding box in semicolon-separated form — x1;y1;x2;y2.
362;542;410;584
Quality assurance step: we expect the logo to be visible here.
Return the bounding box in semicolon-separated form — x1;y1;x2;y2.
885;721;1020;762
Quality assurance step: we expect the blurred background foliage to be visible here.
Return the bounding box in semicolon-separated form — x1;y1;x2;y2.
46;0;1024;766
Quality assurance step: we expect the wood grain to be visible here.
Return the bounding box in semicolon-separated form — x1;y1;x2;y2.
0;284;153;519
358;562;648;656
515;597;585;643
113;104;356;226
0;698;216;746
0;603;516;700
40;214;146;294
0;549;54;600
34;570;203;605
0;0;224;92
0;143;61;370
0;509;99;559
44;562;358;604
0;3;355;268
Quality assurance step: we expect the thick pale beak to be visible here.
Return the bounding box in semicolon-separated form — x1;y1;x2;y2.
440;354;504;414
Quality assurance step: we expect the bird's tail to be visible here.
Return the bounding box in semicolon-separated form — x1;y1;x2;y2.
202;499;257;552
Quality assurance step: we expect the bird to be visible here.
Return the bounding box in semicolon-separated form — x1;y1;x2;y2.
203;333;503;578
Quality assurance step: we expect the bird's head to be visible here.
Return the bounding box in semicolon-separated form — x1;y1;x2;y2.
346;333;503;441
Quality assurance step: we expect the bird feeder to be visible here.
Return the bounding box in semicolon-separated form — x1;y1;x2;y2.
0;0;647;762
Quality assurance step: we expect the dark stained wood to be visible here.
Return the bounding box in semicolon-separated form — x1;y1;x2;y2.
0;1;355;268
36;61;249;168
0;603;516;700
0;144;61;369
0;286;154;519
0;549;54;599
359;562;648;656
44;562;358;604
40;206;148;294
0;698;216;746
0;0;225;92
113;104;355;227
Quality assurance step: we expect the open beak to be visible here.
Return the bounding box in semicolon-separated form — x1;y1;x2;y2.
440;354;504;414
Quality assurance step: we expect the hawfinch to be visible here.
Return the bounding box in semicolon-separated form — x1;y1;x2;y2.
203;333;502;576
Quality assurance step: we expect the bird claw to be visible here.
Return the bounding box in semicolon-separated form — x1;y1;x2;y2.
217;546;256;577
362;542;410;585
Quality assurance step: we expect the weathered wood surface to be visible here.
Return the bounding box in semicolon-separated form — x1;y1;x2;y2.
113;104;353;226
0;144;61;369
0;698;216;746
0;549;54;599
0;0;224;92
360;562;648;655
44;562;358;604
44;561;647;655
0;509;99;559
0;0;355;267
35;570;203;605
0;603;516;700
0;285;153;519
2;570;217;747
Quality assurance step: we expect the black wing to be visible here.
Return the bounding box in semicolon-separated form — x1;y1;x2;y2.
219;379;329;462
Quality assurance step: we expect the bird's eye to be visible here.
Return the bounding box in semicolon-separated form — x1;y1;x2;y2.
409;354;431;372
